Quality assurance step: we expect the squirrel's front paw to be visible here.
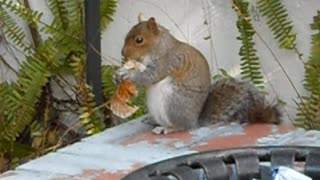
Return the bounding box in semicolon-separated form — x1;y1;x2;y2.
114;68;130;84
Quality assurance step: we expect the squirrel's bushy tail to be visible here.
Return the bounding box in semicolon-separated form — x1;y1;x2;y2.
246;99;281;124
199;78;282;125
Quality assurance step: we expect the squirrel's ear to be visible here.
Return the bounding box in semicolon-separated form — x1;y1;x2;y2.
138;13;144;23
147;17;159;35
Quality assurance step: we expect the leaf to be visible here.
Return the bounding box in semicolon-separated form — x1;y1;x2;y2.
295;11;320;130
257;0;297;49
233;0;264;89
100;0;117;31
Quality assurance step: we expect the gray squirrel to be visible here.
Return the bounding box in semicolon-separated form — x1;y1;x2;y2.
115;16;281;134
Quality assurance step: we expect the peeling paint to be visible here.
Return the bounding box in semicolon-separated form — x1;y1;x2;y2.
122;131;193;146
193;124;283;151
257;129;320;146
0;171;17;178
190;123;244;141
54;166;142;180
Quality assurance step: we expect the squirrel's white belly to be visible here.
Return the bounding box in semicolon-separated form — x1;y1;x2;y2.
147;77;174;127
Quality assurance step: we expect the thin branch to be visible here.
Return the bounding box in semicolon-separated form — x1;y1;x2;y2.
0;55;18;74
201;0;219;74
23;0;41;48
1;32;24;66
140;0;188;41
88;42;121;65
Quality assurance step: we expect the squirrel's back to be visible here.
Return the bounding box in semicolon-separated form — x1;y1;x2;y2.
199;78;281;125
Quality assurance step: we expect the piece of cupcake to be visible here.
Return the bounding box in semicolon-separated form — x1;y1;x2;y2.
110;61;146;118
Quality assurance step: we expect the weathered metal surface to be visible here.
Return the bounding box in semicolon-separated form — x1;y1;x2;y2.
1;115;320;180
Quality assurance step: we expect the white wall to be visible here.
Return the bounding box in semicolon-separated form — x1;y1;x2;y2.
1;0;320;123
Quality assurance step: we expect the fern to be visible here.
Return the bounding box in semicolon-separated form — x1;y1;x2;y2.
295;11;320;129
100;0;117;30
70;55;105;135
212;69;233;82
29;120;55;150
78;84;105;135
0;0;117;168
1;57;51;141
0;0;43;28
66;0;84;30
65;0;85;44
48;0;69;31
0;7;31;53
257;0;296;49
102;65;118;97
233;0;264;89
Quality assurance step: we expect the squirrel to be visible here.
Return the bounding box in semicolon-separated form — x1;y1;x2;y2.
114;16;281;134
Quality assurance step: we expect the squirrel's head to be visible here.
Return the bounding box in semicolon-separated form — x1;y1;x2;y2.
121;16;161;61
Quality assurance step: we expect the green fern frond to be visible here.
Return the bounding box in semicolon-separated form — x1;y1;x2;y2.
233;0;264;89
257;0;296;49
66;0;84;26
78;84;105;135
305;11;320;93
41;1;85;59
41;0;116;63
69;55;85;77
65;0;84;39
0;7;31;53
33;38;61;68
295;10;320;129
101;65;118;97
48;0;69;30
29;120;47;149
100;0;117;31
212;69;233;82
304;62;320;93
295;94;320;129
0;83;9;127
0;140;33;159
30;121;45;138
0;57;51;141
70;55;105;135
0;0;43;28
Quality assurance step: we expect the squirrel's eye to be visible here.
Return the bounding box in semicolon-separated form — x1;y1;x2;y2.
135;36;144;44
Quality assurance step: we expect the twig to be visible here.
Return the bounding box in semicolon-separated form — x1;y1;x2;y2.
23;0;41;48
201;0;219;73
0;54;18;74
1;32;23;66
140;0;188;41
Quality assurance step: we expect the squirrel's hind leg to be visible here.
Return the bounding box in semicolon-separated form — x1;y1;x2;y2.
142;116;160;126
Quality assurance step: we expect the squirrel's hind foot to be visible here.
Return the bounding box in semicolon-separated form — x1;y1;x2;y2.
152;126;182;135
